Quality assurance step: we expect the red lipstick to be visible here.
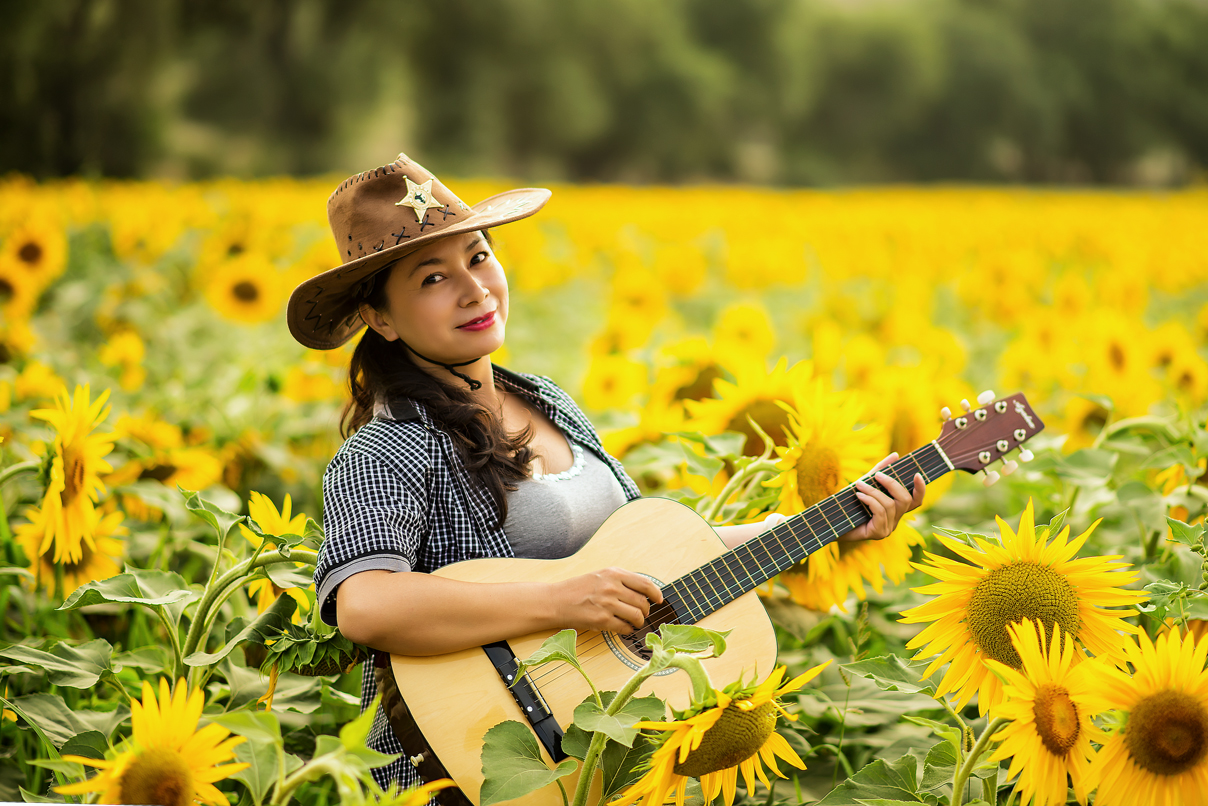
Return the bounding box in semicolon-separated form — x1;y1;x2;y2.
457;311;496;331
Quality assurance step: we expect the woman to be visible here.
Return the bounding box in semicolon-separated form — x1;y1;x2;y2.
287;153;924;792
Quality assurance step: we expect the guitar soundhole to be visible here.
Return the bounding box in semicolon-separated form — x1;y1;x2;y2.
603;574;683;672
617;626;655;661
616;605;682;663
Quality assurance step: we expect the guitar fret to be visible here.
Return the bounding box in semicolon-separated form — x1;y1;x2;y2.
666;440;957;624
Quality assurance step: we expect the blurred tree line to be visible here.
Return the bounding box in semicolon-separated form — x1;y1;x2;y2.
3;0;1207;184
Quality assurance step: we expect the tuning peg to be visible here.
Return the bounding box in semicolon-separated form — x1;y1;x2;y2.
1001;460;1019;476
983;470;1001;487
977;390;996;406
940;407;952;421
1019;449;1034;462
960;399;972;412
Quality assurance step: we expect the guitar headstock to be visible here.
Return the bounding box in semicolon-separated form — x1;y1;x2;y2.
936;390;1044;485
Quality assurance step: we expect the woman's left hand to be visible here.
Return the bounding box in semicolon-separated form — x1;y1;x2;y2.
838;452;925;542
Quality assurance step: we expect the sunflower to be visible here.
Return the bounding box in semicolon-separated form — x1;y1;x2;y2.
281;364;343;403
239;492;312;618
57;678;249;806
985;620;1103;806
611;663;829;806
763;378;885;515
98;330;147;391
0;255;38;320
713;302;776;367
204;253;286;324
12;359;65;402
900;500;1145;713
580;353;649;413
2;213;67;289
779;516;923;612
683;358;812;457
31;385;117;565
1085;629;1208;805
17;503;126;594
761;378;905;610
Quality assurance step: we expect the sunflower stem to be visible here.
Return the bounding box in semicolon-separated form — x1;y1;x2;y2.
939;698;968;733
570;731;608;806
665;655;714;704
949;717;1007;806
0;459;39;489
159;605;186;680
703;458;778;525
181;548;318;670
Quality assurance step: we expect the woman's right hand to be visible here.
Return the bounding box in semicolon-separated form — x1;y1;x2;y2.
551;568;664;633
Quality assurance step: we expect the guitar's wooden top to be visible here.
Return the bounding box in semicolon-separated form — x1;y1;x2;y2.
389;498;779;806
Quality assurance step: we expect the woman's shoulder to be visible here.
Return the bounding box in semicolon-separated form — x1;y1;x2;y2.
327;415;435;476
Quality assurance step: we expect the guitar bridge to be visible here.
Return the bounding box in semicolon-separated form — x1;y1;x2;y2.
482;641;567;762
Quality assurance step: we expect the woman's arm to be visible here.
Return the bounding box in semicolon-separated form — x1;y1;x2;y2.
336;565;663;656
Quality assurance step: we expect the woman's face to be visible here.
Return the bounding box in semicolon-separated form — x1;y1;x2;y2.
361;230;508;364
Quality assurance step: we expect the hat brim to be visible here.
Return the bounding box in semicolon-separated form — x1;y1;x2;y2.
287;187;552;350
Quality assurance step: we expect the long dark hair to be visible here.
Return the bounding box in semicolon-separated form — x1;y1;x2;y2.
341;248;533;526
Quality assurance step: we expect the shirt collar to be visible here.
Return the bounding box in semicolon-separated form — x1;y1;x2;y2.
376;366;551;425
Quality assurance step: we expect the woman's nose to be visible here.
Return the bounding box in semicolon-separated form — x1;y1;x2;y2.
459;270;489;304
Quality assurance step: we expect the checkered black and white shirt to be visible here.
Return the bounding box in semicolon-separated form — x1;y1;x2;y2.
314;366;641;790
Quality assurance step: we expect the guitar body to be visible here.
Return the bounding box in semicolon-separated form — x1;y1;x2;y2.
389;497;779;806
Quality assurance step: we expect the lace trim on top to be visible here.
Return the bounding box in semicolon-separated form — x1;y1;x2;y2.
531;441;584;482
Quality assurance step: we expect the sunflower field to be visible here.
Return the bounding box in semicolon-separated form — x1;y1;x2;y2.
1;173;1207;806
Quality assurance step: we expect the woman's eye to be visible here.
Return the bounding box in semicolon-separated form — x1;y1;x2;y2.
470;251;489;265
421;273;443;286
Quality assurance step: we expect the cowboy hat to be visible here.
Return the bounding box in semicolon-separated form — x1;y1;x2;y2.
287;152;551;350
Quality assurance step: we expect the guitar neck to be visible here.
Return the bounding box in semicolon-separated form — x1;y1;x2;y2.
664;441;955;623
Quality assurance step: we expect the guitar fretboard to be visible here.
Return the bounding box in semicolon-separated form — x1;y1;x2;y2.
663;442;953;623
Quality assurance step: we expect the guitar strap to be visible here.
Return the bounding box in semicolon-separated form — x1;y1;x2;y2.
374;650;473;805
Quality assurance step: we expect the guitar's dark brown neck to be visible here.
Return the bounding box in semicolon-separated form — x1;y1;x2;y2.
662;441;954;624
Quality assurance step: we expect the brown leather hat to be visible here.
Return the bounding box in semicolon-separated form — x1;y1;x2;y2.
287;152;551;350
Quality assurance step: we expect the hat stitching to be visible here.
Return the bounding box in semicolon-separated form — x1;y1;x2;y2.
391;227;409;244
418;213;435;232
373;240;385;252
440;204;457;220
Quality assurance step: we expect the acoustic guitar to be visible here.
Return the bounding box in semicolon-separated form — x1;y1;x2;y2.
387;391;1044;805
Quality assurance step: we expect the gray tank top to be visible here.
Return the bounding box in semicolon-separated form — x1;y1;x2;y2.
502;437;628;559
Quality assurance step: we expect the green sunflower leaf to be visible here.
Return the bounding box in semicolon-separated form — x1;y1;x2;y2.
263;562;314;590
184;591;296;667
513;629;583;686
814;755;920;804
572;693;664;748
842;655;941;697
1054;448;1117;483
0;639;113;689
207;707;283;745
179;484;246;540
600;733;659;802
2;693;128;747
59;730;108;761
58;568;199;631
1166;516;1205;549
479;720;577;806
647;624;729;657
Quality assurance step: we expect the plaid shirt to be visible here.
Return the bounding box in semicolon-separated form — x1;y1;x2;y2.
314;366;641;790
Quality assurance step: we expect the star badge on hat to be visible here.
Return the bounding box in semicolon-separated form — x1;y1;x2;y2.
395;176;444;222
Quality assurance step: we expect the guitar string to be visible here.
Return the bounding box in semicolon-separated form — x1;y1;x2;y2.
524;450;950;689
524;450;951;691
527;460;952;696
526;449;950;689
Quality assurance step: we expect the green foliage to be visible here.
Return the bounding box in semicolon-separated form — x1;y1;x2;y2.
479;721;578;806
4;0;1207;183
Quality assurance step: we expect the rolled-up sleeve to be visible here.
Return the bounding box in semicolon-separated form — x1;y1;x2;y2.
314;448;427;627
